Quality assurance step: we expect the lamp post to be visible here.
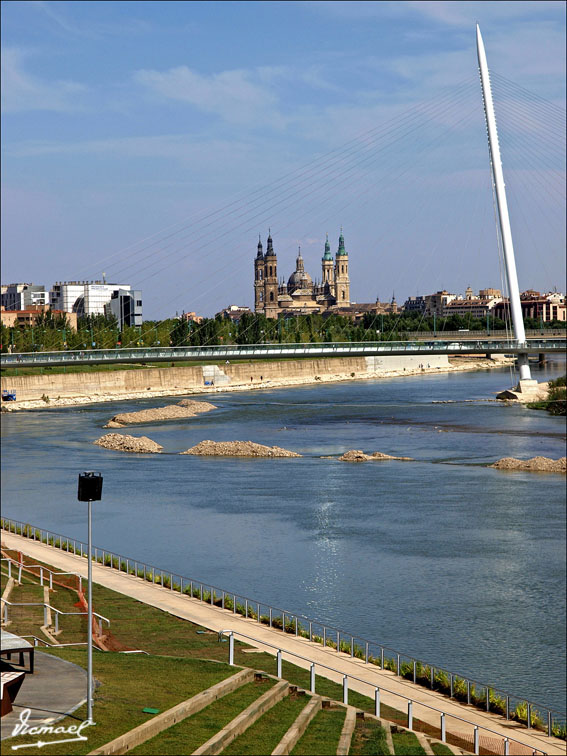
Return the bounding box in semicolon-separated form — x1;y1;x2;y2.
77;471;103;722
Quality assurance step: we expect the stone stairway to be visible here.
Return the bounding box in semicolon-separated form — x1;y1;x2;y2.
90;668;474;756
202;365;231;386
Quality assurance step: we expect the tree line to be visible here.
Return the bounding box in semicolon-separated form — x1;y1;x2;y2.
1;310;564;353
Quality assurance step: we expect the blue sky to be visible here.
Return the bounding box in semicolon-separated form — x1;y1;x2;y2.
2;1;565;319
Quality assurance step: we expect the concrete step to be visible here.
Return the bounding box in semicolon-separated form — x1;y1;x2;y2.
348;711;475;756
271;694;322;755
202;365;231;386
287;703;347;755
193;679;289;755
89;668;254;755
335;705;357;755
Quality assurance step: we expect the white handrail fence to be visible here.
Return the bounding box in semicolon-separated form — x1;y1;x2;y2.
1;517;563;740
221;629;547;756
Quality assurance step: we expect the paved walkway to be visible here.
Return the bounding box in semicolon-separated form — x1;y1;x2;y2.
2;533;565;755
1;651;87;738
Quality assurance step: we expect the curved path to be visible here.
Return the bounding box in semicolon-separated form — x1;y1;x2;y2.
2;532;565;756
1;651;87;738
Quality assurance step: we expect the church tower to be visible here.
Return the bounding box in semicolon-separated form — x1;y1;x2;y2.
321;233;335;295
254;235;265;313
334;228;350;305
264;231;279;318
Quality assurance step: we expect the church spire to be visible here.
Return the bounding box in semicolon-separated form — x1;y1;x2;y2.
257;234;263;257
337;227;347;256
323;232;332;261
266;229;275;256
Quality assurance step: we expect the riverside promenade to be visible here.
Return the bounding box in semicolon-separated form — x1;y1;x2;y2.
2;532;565;756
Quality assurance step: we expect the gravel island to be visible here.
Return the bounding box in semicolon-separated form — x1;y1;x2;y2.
94;433;164;454
490;456;566;473
181;440;301;457
338;449;413;462
104;399;216;427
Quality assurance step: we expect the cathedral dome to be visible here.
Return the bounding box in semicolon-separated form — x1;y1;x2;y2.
287;247;312;292
287;270;312;290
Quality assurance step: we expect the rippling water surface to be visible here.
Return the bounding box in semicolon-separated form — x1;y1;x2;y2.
2;360;565;711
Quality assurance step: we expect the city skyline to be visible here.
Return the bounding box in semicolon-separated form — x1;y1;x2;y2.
2;1;565;319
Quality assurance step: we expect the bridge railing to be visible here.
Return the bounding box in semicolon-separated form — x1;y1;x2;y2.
404;328;566;339
1;338;565;369
1;516;564;739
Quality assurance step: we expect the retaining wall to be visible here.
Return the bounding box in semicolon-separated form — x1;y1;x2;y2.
1;355;450;402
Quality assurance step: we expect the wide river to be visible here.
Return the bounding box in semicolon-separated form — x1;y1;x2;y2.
2;360;565;713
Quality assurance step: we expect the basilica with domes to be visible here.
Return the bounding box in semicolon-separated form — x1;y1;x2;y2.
254;231;350;318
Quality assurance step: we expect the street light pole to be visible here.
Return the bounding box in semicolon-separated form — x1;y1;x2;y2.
87;496;93;720
78;471;103;723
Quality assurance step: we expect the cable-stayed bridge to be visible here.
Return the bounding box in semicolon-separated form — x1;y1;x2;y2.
1;30;563;378
2;335;564;369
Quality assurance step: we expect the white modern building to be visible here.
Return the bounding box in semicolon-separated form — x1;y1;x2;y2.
1;283;48;310
105;289;143;329
50;281;133;317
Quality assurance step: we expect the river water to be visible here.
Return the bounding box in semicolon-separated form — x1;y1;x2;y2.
2;360;565;712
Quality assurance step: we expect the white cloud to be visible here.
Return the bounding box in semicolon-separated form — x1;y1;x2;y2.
303;1;564;26
134;65;279;125
1;47;87;113
2;133;254;162
406;1;565;27
29;0;151;39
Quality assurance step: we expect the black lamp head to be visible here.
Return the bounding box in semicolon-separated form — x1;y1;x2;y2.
78;471;103;502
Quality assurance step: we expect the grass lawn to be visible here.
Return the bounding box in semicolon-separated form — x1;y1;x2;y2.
2;549;409;749
349;719;390;755
2;578;46;639
223;693;309;755
391;730;426;755
129;678;275;755
2;562;87;643
430;743;455;755
291;708;346;755
6;649;236;755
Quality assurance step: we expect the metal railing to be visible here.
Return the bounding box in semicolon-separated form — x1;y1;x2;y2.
1;599;110;635
221;629;548;756
18;635;103;651
17;635;146;654
1;516;564;739
405;329;566;340
1;337;565;369
2;557;82;592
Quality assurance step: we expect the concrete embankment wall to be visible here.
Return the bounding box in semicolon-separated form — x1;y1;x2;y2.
1;355;449;402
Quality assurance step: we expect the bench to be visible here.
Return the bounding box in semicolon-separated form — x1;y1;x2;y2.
1;630;34;674
1;670;25;716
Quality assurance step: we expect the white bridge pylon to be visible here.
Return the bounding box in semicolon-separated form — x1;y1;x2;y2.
476;25;531;381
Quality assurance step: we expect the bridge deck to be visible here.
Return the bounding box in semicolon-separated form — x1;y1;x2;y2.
1;338;565;369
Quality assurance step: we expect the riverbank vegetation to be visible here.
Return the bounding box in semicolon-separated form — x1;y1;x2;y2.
2;310;564;356
527;375;566;416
